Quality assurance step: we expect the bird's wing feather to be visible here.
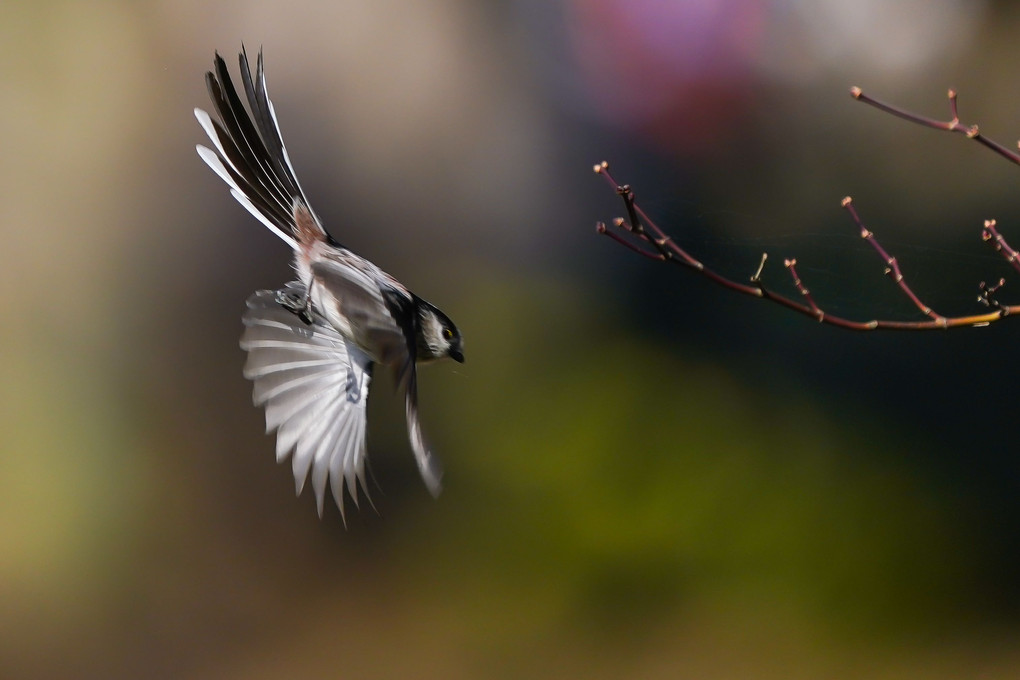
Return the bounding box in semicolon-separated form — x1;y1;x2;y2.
240;282;372;522
404;363;443;497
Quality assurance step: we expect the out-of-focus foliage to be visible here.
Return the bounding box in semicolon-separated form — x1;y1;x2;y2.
2;1;1020;678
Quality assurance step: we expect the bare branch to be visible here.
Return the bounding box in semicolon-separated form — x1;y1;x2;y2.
595;87;1020;331
594;162;1020;331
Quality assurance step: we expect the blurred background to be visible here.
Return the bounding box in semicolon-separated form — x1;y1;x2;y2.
3;0;1020;677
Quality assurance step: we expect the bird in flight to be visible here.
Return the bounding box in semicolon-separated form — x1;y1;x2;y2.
195;47;464;522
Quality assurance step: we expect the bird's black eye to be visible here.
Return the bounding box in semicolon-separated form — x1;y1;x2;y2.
442;328;454;340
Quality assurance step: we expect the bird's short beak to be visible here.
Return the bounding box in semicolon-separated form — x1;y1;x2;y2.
450;348;464;363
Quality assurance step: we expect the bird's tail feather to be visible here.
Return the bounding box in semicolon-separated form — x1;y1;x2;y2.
195;47;327;250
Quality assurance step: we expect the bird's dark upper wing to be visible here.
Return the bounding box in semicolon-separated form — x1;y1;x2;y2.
310;254;413;367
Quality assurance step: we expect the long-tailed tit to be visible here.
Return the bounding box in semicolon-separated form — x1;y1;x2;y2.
195;48;464;521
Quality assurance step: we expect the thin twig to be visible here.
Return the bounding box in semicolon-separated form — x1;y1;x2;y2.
978;278;1008;314
841;197;947;327
783;259;823;321
982;219;1020;274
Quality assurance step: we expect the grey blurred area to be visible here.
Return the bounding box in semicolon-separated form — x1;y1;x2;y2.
3;1;1020;678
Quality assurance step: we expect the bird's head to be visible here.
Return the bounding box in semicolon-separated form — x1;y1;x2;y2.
417;300;464;363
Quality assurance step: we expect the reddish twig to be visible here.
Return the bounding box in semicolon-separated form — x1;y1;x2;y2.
594;161;1020;330
851;86;1020;167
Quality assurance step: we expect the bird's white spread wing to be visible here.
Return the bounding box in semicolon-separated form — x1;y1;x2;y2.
240;282;372;521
